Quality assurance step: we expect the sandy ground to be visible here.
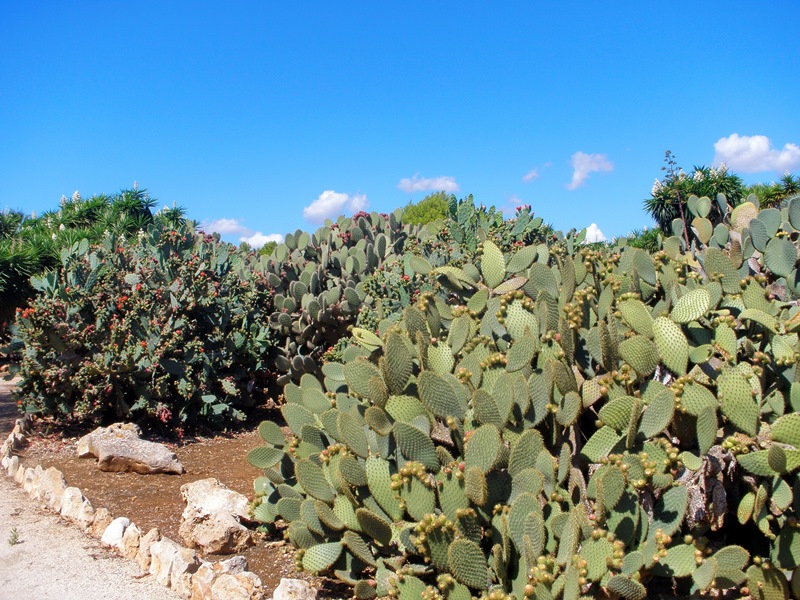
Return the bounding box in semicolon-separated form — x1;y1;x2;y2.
0;375;179;600
0;476;179;600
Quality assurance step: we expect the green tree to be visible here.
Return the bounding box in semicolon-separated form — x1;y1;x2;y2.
401;191;451;225
259;240;278;256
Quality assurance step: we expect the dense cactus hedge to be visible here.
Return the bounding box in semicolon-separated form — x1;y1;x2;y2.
11;182;800;597
248;195;800;599
9;222;273;430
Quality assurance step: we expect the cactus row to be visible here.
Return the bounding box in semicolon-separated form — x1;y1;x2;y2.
251;195;800;599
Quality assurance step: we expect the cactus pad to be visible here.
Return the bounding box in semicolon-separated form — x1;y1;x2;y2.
649;543;696;578
295;459;336;503
764;237;798;278
638;385;674;438
606;574;646;600
770;413;800;447
448;538;489;590
383;331;414;395
355;508;393;546
419;371;465;420
653;316;688;375
650;485;688;537
394;421;439;469
465;424;503;473
618;299;654;338
247;446;285;470
258;420;287;446
619;335;659;378
302;542;343;573
671;288;711;324
481;240;506;289
717;369;758;436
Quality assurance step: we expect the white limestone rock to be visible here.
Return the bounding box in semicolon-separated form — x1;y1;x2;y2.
101;516;130;547
179;478;254;554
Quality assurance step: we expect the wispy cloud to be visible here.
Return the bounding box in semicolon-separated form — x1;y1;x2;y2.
397;174;459;194
566;152;613;190
200;218;283;249
303;190;368;224
584;223;606;243
522;162;552;183
713;134;800;173
522;168;540;183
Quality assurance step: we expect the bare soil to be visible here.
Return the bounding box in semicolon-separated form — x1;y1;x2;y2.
0;374;349;599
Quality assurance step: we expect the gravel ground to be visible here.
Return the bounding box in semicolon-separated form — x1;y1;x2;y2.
0;476;178;600
0;374;178;600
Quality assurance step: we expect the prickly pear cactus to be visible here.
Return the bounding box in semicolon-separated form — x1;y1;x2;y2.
250;196;800;599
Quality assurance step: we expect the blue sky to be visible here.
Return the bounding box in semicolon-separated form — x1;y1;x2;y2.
2;1;799;245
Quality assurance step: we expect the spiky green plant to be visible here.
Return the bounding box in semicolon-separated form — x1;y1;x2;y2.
9;220;272;431
249;197;800;598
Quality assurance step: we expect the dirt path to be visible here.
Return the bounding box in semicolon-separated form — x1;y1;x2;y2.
0;373;351;599
0;476;179;600
0;376;179;599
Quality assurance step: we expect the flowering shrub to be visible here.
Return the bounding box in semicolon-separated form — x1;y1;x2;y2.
10;222;273;431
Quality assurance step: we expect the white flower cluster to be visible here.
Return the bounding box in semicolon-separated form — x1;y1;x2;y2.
709;163;728;178
652;179;664;196
693;170;705;182
137;229;146;240
59;195;69;208
72;190;81;202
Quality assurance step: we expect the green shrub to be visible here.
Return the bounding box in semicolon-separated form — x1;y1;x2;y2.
10;221;272;432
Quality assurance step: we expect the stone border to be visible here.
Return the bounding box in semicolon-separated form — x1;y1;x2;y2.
0;419;316;600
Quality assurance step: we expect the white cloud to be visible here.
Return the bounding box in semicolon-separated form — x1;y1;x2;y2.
584;223;606;243
397;174;459;193
201;218;283;249
566;152;613;190
240;232;284;248
522;168;540;183
713;133;800;173
202;218;249;235
303;190;369;223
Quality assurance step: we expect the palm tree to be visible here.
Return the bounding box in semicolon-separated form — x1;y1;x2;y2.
644;153;745;235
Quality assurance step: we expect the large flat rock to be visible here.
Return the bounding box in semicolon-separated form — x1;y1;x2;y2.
77;423;184;475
